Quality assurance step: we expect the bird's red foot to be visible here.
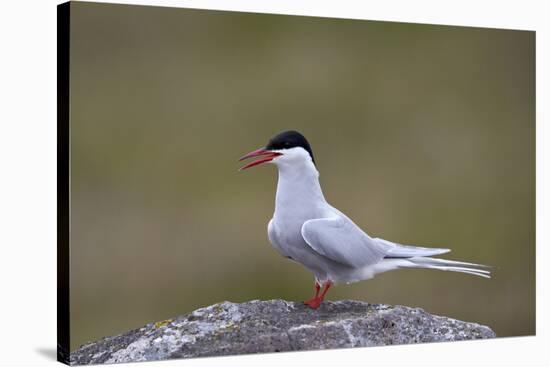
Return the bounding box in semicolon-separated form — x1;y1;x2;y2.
303;297;322;309
303;280;332;309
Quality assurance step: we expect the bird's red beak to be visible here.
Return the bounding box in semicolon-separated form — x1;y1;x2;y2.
238;148;282;171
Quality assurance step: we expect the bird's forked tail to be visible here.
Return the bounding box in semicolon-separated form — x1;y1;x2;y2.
400;256;491;278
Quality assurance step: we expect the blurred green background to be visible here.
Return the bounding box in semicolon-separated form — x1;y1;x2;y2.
69;2;535;351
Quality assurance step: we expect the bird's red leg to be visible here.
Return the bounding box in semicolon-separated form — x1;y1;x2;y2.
318;281;332;302
304;281;332;309
303;281;321;308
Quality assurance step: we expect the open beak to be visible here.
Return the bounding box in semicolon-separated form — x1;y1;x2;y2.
238;148;282;171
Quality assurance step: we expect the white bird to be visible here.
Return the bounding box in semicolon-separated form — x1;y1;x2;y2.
239;130;490;309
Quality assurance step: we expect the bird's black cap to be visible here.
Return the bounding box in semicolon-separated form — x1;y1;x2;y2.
266;130;315;163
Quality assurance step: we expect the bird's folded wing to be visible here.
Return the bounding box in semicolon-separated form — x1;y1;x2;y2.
301;216;388;268
374;238;450;257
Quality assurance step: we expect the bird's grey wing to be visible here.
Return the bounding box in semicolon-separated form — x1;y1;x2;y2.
301;216;388;268
374;237;450;257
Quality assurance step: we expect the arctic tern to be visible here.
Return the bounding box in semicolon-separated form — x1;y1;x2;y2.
239;130;490;309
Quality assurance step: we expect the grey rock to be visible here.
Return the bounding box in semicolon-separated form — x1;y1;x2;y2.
70;300;495;365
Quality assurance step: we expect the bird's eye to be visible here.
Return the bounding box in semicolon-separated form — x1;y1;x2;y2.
284;142;291;147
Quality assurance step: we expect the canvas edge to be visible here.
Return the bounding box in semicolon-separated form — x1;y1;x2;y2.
57;1;71;365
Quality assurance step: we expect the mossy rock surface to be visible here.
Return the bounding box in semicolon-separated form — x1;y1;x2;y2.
70;299;495;365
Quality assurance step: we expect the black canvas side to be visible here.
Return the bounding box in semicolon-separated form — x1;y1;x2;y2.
57;2;71;365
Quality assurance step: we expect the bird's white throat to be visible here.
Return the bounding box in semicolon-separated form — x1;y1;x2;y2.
272;149;326;216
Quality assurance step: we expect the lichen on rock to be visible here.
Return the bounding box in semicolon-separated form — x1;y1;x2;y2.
70;299;495;365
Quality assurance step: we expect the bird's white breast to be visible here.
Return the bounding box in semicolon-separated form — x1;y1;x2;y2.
267;155;339;276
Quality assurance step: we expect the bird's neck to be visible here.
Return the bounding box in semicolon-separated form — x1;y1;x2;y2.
274;160;326;215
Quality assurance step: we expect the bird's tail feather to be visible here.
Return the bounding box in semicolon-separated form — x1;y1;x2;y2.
401;256;491;278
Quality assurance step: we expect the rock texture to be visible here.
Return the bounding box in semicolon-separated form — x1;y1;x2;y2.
71;300;495;365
